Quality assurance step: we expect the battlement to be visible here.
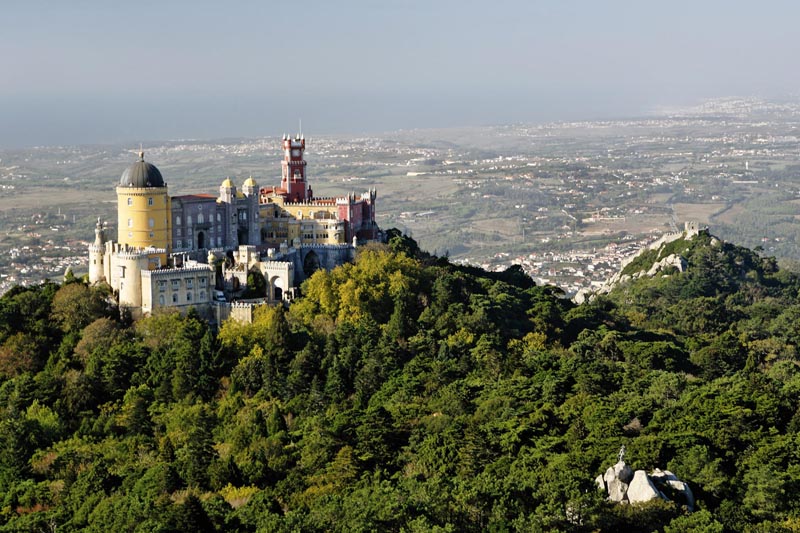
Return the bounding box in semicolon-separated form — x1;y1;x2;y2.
143;265;212;278
230;299;268;309
256;260;294;269
113;249;152;260
297;243;353;250
283;197;341;207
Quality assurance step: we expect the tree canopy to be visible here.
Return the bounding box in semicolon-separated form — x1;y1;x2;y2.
1;232;799;531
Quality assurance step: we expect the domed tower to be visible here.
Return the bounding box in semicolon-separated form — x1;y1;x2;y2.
116;151;171;265
219;177;236;204
242;175;257;197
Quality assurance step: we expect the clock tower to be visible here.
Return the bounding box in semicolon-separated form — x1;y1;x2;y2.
281;133;309;202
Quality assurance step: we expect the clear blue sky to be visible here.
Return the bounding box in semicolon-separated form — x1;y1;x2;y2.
1;0;798;147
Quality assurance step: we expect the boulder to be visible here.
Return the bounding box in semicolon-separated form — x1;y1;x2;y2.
666;479;695;512
650;468;677;482
603;465;618;487
607;477;629;502
613;460;633;484
595;474;605;491
627;470;663;504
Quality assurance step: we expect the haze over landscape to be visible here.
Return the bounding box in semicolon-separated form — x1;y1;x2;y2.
6;3;800;532
2;0;799;148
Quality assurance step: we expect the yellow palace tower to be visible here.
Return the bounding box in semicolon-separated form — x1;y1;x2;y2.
91;150;187;318
116;150;171;267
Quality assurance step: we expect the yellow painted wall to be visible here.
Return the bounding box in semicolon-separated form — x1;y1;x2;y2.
117;187;172;265
259;199;344;245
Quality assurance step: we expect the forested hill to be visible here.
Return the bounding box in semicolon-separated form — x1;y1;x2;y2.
2;230;800;532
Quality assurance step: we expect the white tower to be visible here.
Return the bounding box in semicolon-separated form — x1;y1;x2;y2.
88;217;106;284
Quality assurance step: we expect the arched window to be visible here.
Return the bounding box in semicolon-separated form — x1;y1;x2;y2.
187;292;192;302
158;295;165;306
127;198;133;206
176;216;181;226
172;293;178;303
198;213;204;224
187;215;193;225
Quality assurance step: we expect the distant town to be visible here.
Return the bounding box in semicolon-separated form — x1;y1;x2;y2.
2;96;800;297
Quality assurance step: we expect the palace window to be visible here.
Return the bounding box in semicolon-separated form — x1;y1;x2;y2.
128;218;133;228
172;293;178;303
158;295;165;306
127;198;133;206
148;197;153;206
176;216;181;226
187;292;192;302
158;281;166;292
171;279;180;290
149;218;154;228
199;291;206;300
187;215;193;225
186;279;193;289
198;213;204;224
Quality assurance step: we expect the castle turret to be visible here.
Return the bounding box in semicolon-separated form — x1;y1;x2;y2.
281;134;308;202
220;177;236;204
242;176;257;197
242;176;261;245
88;217;106;284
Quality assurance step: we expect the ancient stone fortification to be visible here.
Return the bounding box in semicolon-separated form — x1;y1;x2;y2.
574;221;708;304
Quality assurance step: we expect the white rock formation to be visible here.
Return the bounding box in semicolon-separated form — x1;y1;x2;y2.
597;461;694;510
607;477;629;502
646;254;688;276
595;474;605;491
626;470;664;504
666;479;695;511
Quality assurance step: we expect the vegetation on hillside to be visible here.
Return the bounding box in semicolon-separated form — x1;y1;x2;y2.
1;229;800;531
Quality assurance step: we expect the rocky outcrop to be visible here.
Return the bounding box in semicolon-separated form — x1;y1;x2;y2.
595;460;694;511
575;227;704;304
627;470;663;504
646;253;687;277
651;468;695;511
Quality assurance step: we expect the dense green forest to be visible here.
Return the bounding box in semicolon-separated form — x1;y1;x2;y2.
2;229;800;532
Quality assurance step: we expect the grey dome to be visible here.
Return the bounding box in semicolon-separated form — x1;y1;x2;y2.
119;151;165;188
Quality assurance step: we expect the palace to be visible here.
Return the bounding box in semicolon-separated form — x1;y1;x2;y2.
88;134;380;320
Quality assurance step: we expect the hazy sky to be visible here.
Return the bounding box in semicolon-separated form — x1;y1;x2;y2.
1;0;799;148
